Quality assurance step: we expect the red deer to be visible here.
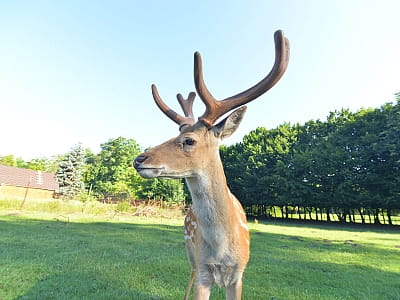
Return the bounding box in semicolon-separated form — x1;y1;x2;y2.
134;30;289;299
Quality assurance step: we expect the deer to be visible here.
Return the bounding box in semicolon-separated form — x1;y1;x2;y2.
133;30;289;300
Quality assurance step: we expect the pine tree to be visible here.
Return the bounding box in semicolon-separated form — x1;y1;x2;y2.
56;144;85;199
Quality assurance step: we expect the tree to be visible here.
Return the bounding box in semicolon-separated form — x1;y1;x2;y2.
374;100;400;224
56;144;86;199
220;143;249;207
140;178;186;203
221;101;400;224
222;124;298;217
84;137;142;199
0;155;61;172
84;136;188;202
26;157;59;172
85;137;157;201
0;155;16;166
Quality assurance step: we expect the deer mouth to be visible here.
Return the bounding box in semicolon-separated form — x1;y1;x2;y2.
135;167;164;178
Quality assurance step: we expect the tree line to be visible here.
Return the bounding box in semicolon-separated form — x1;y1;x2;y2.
221;96;400;225
0;138;186;204
1;96;399;225
82;137;185;203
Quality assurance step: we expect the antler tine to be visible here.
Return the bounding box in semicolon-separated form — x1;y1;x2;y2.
177;92;196;120
151;84;196;127
194;30;290;127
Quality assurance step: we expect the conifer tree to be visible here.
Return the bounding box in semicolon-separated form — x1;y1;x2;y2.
56;144;85;198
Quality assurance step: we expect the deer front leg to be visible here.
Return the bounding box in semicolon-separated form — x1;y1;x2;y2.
193;267;213;300
194;284;211;300
226;276;243;300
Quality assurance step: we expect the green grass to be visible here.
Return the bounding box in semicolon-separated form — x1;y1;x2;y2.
0;198;114;215
0;200;399;299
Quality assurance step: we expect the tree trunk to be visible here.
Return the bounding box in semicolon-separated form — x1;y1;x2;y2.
381;209;386;225
387;209;393;225
284;206;289;219
374;209;381;224
351;209;356;223
278;206;283;219
326;208;331;222
367;210;372;224
359;208;365;224
297;206;302;220
336;209;346;223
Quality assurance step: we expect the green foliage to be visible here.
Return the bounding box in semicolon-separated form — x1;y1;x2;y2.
4;95;399;216
83;137;187;203
222;99;400;223
0;155;17;166
77;191;97;203
0;155;60;172
56;144;86;199
139;178;186;202
2;137;187;204
84;137;142;199
115;200;135;213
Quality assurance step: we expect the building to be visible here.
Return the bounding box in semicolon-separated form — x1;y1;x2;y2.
0;165;59;200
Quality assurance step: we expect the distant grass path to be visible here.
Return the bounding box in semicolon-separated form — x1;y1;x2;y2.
0;209;399;299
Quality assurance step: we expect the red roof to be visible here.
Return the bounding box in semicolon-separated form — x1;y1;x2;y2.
0;165;59;191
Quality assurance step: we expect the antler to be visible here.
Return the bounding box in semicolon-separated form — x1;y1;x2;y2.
194;30;290;127
151;84;196;128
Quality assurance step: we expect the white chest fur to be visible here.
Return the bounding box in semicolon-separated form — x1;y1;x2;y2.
186;176;234;263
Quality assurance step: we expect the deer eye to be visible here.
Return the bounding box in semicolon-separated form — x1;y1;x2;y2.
184;138;196;146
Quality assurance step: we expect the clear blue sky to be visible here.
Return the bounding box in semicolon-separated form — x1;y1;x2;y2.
1;0;399;160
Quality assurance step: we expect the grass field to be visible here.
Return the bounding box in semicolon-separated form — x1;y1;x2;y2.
0;199;399;299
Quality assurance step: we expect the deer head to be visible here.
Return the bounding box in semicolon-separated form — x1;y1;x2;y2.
134;30;289;179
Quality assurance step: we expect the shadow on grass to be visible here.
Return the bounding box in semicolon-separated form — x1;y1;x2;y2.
0;217;188;300
0;216;399;300
245;224;400;299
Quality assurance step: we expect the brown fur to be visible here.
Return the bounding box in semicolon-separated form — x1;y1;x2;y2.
134;108;250;299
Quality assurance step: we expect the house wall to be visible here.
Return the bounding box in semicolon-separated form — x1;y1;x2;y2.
0;185;55;200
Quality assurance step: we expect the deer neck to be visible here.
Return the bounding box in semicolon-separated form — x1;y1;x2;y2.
185;155;234;228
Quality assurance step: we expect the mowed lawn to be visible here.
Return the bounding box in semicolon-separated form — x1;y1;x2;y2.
0;210;399;299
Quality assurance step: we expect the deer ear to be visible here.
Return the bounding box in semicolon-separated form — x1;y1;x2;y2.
213;106;247;140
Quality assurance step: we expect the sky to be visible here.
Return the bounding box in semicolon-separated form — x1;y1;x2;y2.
1;0;399;160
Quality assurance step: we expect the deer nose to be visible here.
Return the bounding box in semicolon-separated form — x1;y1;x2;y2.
133;155;148;168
